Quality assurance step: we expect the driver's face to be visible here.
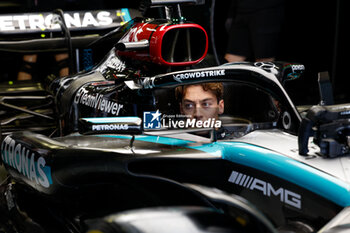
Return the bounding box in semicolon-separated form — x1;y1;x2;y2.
180;85;224;121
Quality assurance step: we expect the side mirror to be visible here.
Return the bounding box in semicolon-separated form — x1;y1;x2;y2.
116;22;208;66
79;117;142;135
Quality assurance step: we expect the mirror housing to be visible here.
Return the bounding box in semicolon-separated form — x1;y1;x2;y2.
116;21;208;67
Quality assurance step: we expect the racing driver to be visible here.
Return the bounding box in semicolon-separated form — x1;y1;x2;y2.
175;82;224;128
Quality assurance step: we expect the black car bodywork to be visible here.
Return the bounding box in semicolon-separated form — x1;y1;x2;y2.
1;1;350;233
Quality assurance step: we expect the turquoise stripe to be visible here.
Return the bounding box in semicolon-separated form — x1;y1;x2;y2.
99;134;194;147
121;8;132;22
98;135;350;207
213;142;350;207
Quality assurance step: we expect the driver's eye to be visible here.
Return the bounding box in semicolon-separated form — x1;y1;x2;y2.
202;102;211;108
184;103;194;110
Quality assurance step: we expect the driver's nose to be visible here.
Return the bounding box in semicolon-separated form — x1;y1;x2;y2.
193;105;203;120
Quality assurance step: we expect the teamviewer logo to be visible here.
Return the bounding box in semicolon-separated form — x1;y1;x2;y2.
143;110;162;129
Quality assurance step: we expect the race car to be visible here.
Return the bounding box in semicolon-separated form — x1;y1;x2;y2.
1;0;350;233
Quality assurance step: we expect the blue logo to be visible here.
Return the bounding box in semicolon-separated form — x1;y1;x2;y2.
143;110;162;129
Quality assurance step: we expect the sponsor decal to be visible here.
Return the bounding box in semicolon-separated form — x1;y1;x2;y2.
290;64;305;72
340;110;350;116
119;22;156;43
228;170;301;209
74;88;123;116
141;77;155;89
92;124;128;131
123;24;145;42
0;9;129;32
143;110;222;129
173;70;225;82
106;56;126;72
1;136;52;188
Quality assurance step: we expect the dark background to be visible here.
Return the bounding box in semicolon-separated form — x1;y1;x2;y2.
206;0;349;106
0;0;348;106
